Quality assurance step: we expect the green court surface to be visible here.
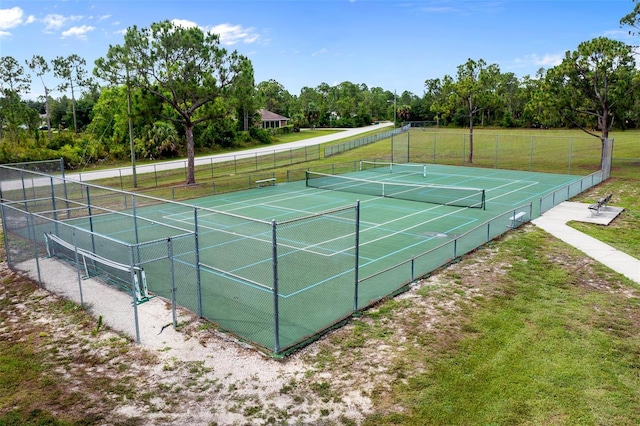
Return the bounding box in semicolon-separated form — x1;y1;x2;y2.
45;163;583;353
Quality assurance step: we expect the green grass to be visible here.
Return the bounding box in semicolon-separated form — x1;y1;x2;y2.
570;177;640;258
354;225;640;425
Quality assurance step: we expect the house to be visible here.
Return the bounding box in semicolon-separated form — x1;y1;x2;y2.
260;109;289;129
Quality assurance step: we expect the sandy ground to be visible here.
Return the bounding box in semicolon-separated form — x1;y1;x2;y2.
14;256;372;424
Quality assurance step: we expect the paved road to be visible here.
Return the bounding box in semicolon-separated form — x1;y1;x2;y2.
66;122;394;182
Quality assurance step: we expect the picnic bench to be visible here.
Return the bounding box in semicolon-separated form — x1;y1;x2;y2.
588;193;612;216
256;177;276;187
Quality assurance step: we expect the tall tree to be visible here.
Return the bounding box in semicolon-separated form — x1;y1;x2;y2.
98;20;249;184
543;37;637;166
257;79;290;116
0;56;31;143
453;58;487;164
53;54;93;134
232;60;258;131
26;55;53;142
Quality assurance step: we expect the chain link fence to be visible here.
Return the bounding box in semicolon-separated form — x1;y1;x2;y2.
1;150;605;355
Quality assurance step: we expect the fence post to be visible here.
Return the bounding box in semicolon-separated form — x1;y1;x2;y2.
433;133;437;163
194;208;203;317
529;136;534;171
168;237;177;328
71;228;85;306
272;220;280;355
85;186;96;254
50;177;59;236
26;213;42;286
128;245;141;344
568;137;573;175
0;203;12;268
354;201;361;313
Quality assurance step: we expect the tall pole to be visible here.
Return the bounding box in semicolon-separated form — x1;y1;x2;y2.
392;91;396;163
126;66;137;188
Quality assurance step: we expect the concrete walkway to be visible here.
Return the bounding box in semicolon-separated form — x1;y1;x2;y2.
532;201;640;284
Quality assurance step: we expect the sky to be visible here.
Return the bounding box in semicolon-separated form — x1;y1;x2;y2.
0;0;638;100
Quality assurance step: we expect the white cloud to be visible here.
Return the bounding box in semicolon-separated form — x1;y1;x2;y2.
208;23;259;45
61;25;95;40
171;18;198;29
312;48;328;57
0;30;11;39
165;19;260;45
43;14;82;32
43;14;66;31
515;53;563;68
0;6;24;30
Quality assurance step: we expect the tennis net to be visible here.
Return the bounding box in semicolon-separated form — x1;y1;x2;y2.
359;160;427;177
306;171;485;209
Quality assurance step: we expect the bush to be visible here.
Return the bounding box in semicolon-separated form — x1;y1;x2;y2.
249;127;272;145
58;144;83;169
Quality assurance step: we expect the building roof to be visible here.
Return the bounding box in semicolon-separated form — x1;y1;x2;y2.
260;109;289;121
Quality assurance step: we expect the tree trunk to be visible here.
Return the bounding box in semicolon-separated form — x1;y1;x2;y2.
45;87;52;144
71;84;78;134
185;124;195;185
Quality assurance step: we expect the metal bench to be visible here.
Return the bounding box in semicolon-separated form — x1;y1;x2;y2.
508;211;527;228
588;193;612;216
256;177;276;187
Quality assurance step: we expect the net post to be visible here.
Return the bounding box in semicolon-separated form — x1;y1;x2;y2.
482;190;486;210
359;160;363;171
422;164;427;178
271;219;281;355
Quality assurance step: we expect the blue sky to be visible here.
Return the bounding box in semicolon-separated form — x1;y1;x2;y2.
0;0;637;100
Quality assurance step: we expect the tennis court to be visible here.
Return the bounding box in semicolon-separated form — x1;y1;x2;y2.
1;160;601;355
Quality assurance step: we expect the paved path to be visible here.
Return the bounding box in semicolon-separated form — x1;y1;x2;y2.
532;201;640;284
66;122;394;182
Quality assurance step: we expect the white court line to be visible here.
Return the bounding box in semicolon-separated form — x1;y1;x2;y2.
162;177;542;259
165;213;357;258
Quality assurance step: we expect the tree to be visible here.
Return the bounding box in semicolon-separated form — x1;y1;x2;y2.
543;37;637;168
304;102;320;129
98;20;250;184
257;79;290;116
53;54;94;134
620;0;640;36
233;61;259;132
453;58;487;164
0;56;31;143
26;55;53;142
